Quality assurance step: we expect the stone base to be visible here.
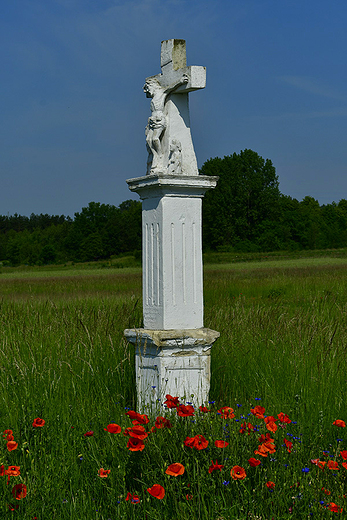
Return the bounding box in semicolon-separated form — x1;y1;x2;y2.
124;328;220;413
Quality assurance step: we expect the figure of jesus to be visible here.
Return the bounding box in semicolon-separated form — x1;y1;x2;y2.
144;73;188;174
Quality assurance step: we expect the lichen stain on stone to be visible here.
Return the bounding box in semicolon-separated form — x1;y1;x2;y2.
171;350;198;357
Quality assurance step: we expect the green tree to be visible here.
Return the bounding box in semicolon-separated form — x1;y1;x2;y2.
201;149;281;251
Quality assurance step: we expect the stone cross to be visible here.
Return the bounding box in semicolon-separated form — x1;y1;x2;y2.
144;39;206;176
124;40;219;413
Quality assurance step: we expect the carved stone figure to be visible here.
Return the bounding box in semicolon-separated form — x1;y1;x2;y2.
143;39;206;176
167;138;182;174
144;75;188;174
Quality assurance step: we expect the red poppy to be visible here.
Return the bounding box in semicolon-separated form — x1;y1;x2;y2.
3;430;14;441
340;450;347;460
217;406;235;419
177;405;195;417
7;441;18;452
322;487;331;495
32;418;45;428
208;459;224;473
125;411;149;425
199;406;210;413
318;460;326;469
186;494;193;500
6;466;20;477
329;502;343;513
251;405;265;419
278;412;291;424
127;437;145;452
98;468;110;478
104;423;121;434
258;433;274;443
12;484;27;500
128;425;148;440
8;503;19;511
184;436;196;448
231;466;246;480
328;461;339;470
266;481;275;490
126;492;140;504
248;458;261;467
193;435;208;450
265;421;277;433
214;440;229;448
155;416;172;429
165;463;185;476
147;484;165;499
84;431;94;437
239;422;254;435
284;438;293;453
164;395;180;409
342;462;347;470
333;419;346;428
264;416;277;424
0;465;4;476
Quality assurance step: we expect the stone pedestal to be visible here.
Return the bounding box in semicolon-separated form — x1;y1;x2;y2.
124;328;220;411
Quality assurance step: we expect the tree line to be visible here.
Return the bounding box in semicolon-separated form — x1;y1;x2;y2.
1;149;347;266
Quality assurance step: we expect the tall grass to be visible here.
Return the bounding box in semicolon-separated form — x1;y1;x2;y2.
0;258;346;518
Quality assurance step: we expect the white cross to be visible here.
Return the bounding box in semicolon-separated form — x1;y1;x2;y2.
144;39;206;176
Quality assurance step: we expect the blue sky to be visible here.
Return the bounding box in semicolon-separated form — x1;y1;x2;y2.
1;0;347;216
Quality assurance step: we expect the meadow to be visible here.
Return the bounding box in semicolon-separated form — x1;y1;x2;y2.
0;253;347;519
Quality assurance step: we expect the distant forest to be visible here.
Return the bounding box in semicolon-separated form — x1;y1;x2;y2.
1;150;347;266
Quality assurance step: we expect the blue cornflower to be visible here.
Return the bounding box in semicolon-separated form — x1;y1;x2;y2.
237;404;242;407
223;480;230;486
302;467;310;473
255;397;261;400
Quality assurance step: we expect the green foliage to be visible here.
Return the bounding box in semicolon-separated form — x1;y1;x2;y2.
0;261;347;518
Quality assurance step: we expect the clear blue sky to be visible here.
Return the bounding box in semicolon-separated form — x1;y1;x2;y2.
1;0;347;217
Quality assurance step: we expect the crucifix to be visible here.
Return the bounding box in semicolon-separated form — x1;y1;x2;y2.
143;39;206;176
125;40;219;412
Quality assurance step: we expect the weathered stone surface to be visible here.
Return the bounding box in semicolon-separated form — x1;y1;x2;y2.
124;328;220;411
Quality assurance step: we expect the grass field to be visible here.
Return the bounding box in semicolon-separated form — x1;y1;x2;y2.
0;254;346;518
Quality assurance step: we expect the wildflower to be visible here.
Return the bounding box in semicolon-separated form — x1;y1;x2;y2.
184;436;196;448
7;441;18;452
239;422;254;435
340;450;347;460
32;418;45;428
230;466;246;480
147;484;165;499
223;480;230;485
194;435;209;450
328;461;339;471
177;405;195;417
209;460;224;473
155;416;172;429
127;437;145;452
217;406;235;419
317;461;326;469
329;502;343;513
125;492;140;504
251;405;265;419
266;481;275;490
104;424;121;434
342;462;347;470
165;463;185;476
199;406;210;413
333;420;346;428
0;465;4;476
284;438;293;453
322;488;331;495
125;410;149;425
302;467;310;473
12;484;27;500
186;494;193;500
3;430;14;441
248;458;261;467
278;412;291;424
164;395;180;409
127;425;148;440
84;431;94;437
265;420;278;433
215;440;229;448
98;468;110;478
